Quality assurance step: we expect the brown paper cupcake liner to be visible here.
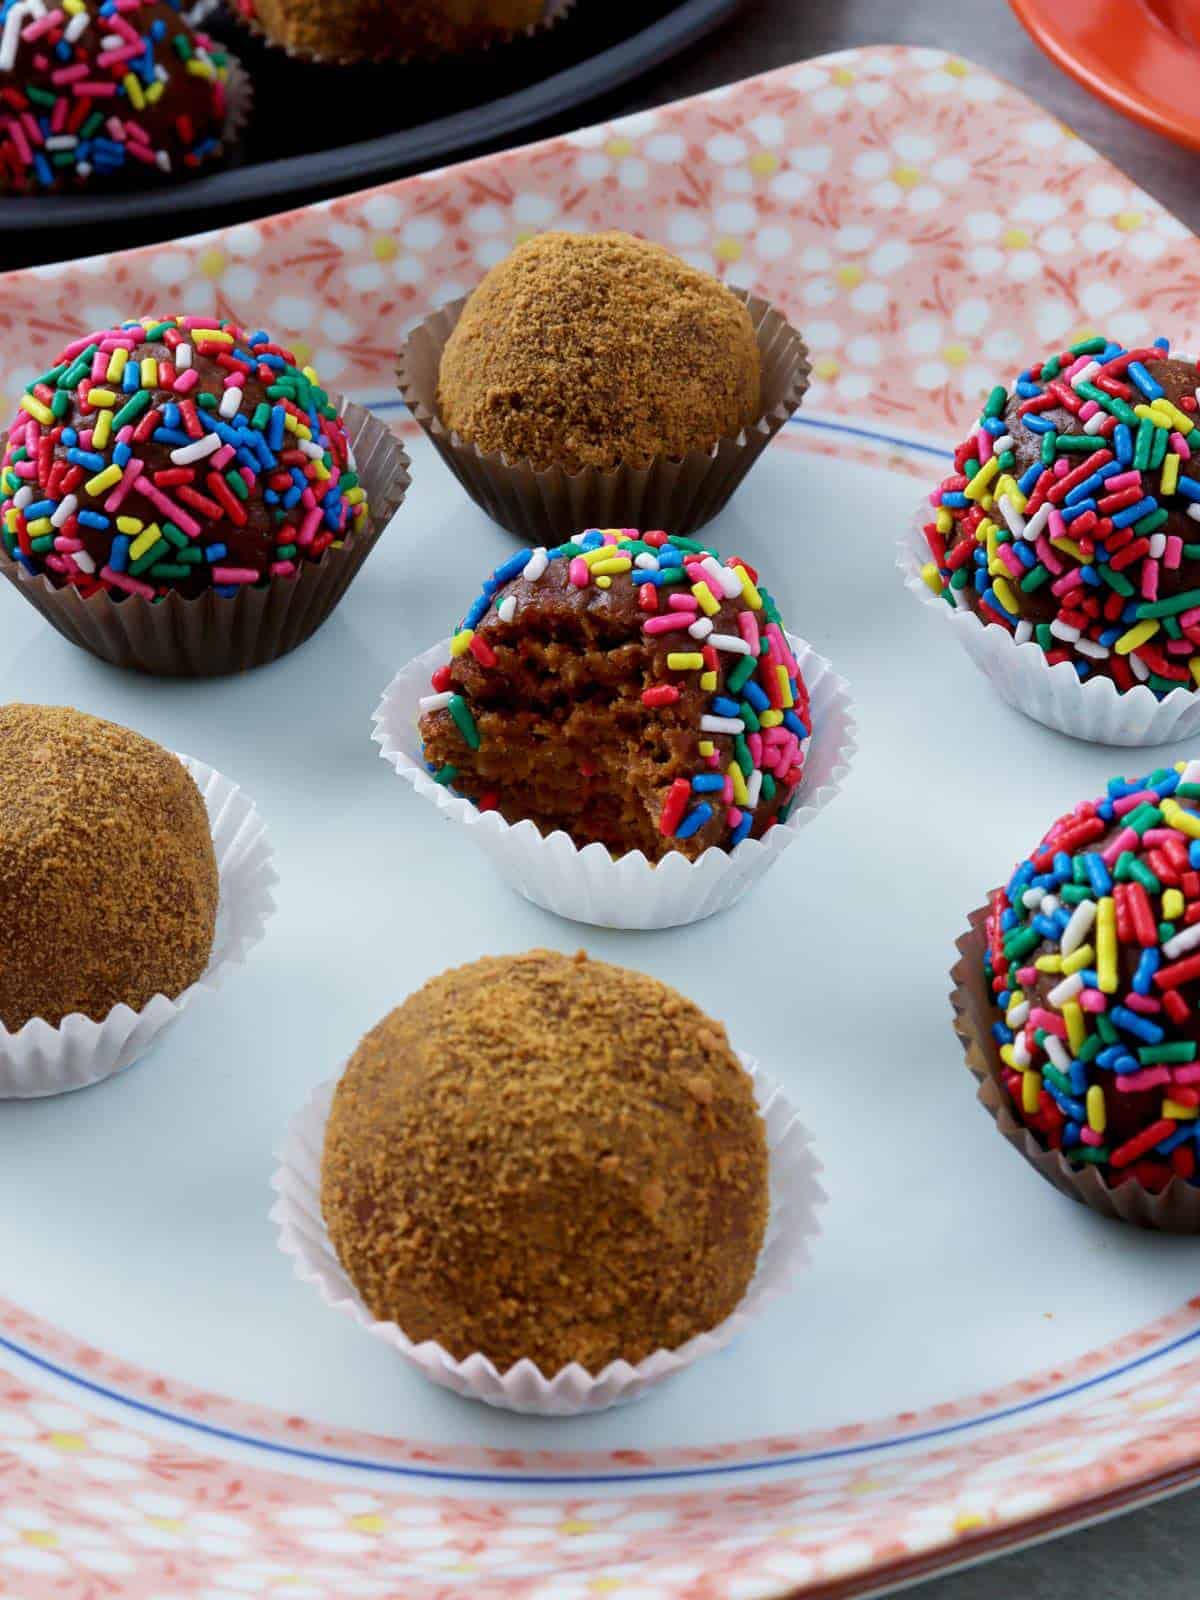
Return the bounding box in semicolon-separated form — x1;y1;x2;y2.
226;0;572;72
951;901;1200;1232
396;287;811;543
0;400;410;679
220;52;254;166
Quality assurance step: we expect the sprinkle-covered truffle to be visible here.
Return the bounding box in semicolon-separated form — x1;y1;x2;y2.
1;316;369;599
987;759;1200;1192
0;702;218;1029
0;0;235;195
417;528;810;861
321;948;769;1373
437;231;762;473
923;336;1200;698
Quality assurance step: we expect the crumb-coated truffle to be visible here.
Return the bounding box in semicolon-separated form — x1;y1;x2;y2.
1;316;369;600
0;0;236;196
321;949;769;1372
417;529;811;861
923;334;1200;698
0;703;218;1029
239;0;543;60
985;757;1200;1193
436;231;763;473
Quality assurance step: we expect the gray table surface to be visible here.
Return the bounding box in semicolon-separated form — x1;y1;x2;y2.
607;1;1200;1596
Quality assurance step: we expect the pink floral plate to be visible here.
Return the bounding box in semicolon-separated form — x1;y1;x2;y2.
3;43;1200;1600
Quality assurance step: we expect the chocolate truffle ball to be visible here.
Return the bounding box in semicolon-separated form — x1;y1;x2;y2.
436;231;763;473
922;335;1200;698
417;529;811;862
0;0;237;196
0;703;218;1029
238;0;544;59
985;757;1200;1194
321;949;769;1372
1;316;369;599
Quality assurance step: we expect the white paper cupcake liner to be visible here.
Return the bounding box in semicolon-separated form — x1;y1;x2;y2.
271;1052;824;1416
0;758;276;1099
900;503;1200;746
371;634;856;930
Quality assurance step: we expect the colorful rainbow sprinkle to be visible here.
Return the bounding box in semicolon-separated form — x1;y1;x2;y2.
419;528;811;852
0;0;232;193
988;760;1200;1191
924;335;1200;698
1;316;369;598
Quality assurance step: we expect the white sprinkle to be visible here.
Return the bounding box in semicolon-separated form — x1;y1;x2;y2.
1042;894;1060;915
1188;503;1200;522
174;341;191;370
12;485;32;509
71;549;96;575
688;616;713;640
1043;1032;1073;1070
1070;359;1101;391
633;552;659;571
708;632;751;654
1049;971;1084;1009
1061;898;1097;956
297;438;325;458
1014;619;1035;645
745;769;763;810
1024;502;1052;541
169;432;221;466
43;135;77;151
522;547;549;582
998;494;1026;538
1084;411;1110;436
1006;1000;1030;1028
219;388;244;420
63;9;89;40
1076;638;1111;659
1149;532;1168;558
1179;760;1200;786
50;494;77;527
497;595;516;623
992;433;1014;453
99;30;121;46
1012;1035;1032;1068
1022;887;1045;909
1050;619;1081;642
1163;923;1200;960
155;151;172;173
1131;652;1151;681
419;692;453;714
76;161;91;178
701;714;744;735
701;554;742;599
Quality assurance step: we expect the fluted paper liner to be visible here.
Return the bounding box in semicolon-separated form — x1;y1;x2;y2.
0;401;410;678
272;1052;824;1415
951;903;1200;1232
0;758;276;1099
901;503;1200;746
230;0;573;70
372;631;855;930
220;52;254;164
396;288;811;542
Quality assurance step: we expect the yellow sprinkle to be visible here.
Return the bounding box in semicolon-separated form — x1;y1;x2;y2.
974;516;994;546
995;474;1025;513
699;671;718;691
985;525;1000;573
1064;999;1086;1054
667;652;704;671
25;517;52;536
595;575;612;589
192;327;233;344
1115;619;1159;656
589;558;631;576
759;708;784;728
1162;797;1200;839
115;517;144;536
1086;1085;1106;1133
122;71;144;109
20;395;54;425
1165;1100;1200;1120
727;762;749;806
1061;944;1093;975
449;629;474;658
4;509;18;532
921;561;942;595
311;460;331;482
735;565;763;610
302;366;321;385
993;576;1020;615
1162;454;1181;497
581;545;615;566
145;79;164;104
1051;535;1086;562
140;357;157;389
1000;1043;1019;1070
344;487;365;506
1096;896;1118;993
935;508;953;534
698;741;715;758
1191;657;1200;689
1022;1070;1042;1114
1163;888;1185;921
1156;398;1193;435
185;57;215;78
129;525;161;561
84;464;121;496
91;410;112;450
1034;954;1063;973
62;0;83;11
776;664;794;708
965;456;1001;501
85;387;116;407
692;580;720;615
105;349;128;384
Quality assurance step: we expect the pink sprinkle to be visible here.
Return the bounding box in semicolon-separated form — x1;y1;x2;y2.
737;611;760;654
1114;1066;1171;1093
1048;509;1067;540
1173;1064;1200;1084
1166;535;1184;570
727;807;743;829
1036;534;1064;575
134;479;200;537
1053;458;1071;478
1143;828;1182;847
1106;470;1142;493
6;120;32;164
642;614;693;635
211;444;236;470
212;567;258;585
766;623;799;677
747;731;763;767
1101;825;1139;866
172;368;200;394
996;544;1024;580
44;554;68;574
1079;401;1099;421
1124;993;1162;1015
103;458;143;513
1029;1007;1067;1038
269;560;297;578
101;566;155;600
721;775;734;805
707;750;721;769
222;371;246;389
1080;990;1108;1013
1051;570;1083;598
1141;559;1159;602
297;507;322;548
1017;966;1038;988
52;536;82;553
1113;788;1157;817
1181;607;1200;630
22;8;65;41
1079;1127;1104;1147
1172;430;1191;460
74;81;118;97
667;593;699;611
975;427;993;463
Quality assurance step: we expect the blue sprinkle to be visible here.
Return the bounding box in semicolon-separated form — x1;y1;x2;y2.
1111;1005;1165;1043
1134;949;1161;995
1083;853;1112;895
742;680;769;713
108;533;130;571
492;550;532;585
691;775;724;794
1128;360;1164;400
1175;476;1200;503
782;710;808;738
711;696;740;717
1111;496;1158;529
1022;414;1054;435
204;543;228;562
1114;423;1134;463
76;510;109;530
674;803;713;840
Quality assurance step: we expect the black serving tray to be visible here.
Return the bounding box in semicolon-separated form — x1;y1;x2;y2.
0;0;741;261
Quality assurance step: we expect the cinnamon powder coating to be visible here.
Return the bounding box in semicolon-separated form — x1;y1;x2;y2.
0;704;218;1030
320;949;769;1373
436;231;763;473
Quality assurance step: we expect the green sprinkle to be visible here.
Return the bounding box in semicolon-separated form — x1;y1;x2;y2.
432;764;458;786
148;563;191;581
448;694;480;750
1135;588;1200;620
29;534;55;554
1139;1042;1197;1064
1020;564;1050;592
112;390;151;430
1134;416;1154;470
738;700;761;734
1070;1148;1111;1166
1054;434;1106;453
984;384;1007;419
760;772;777;803
726;654;756;693
160;521;190;550
733;734;753;778
129;538;168;577
1070;335;1108;355
1096;1013;1118;1044
1041;432;1056;466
